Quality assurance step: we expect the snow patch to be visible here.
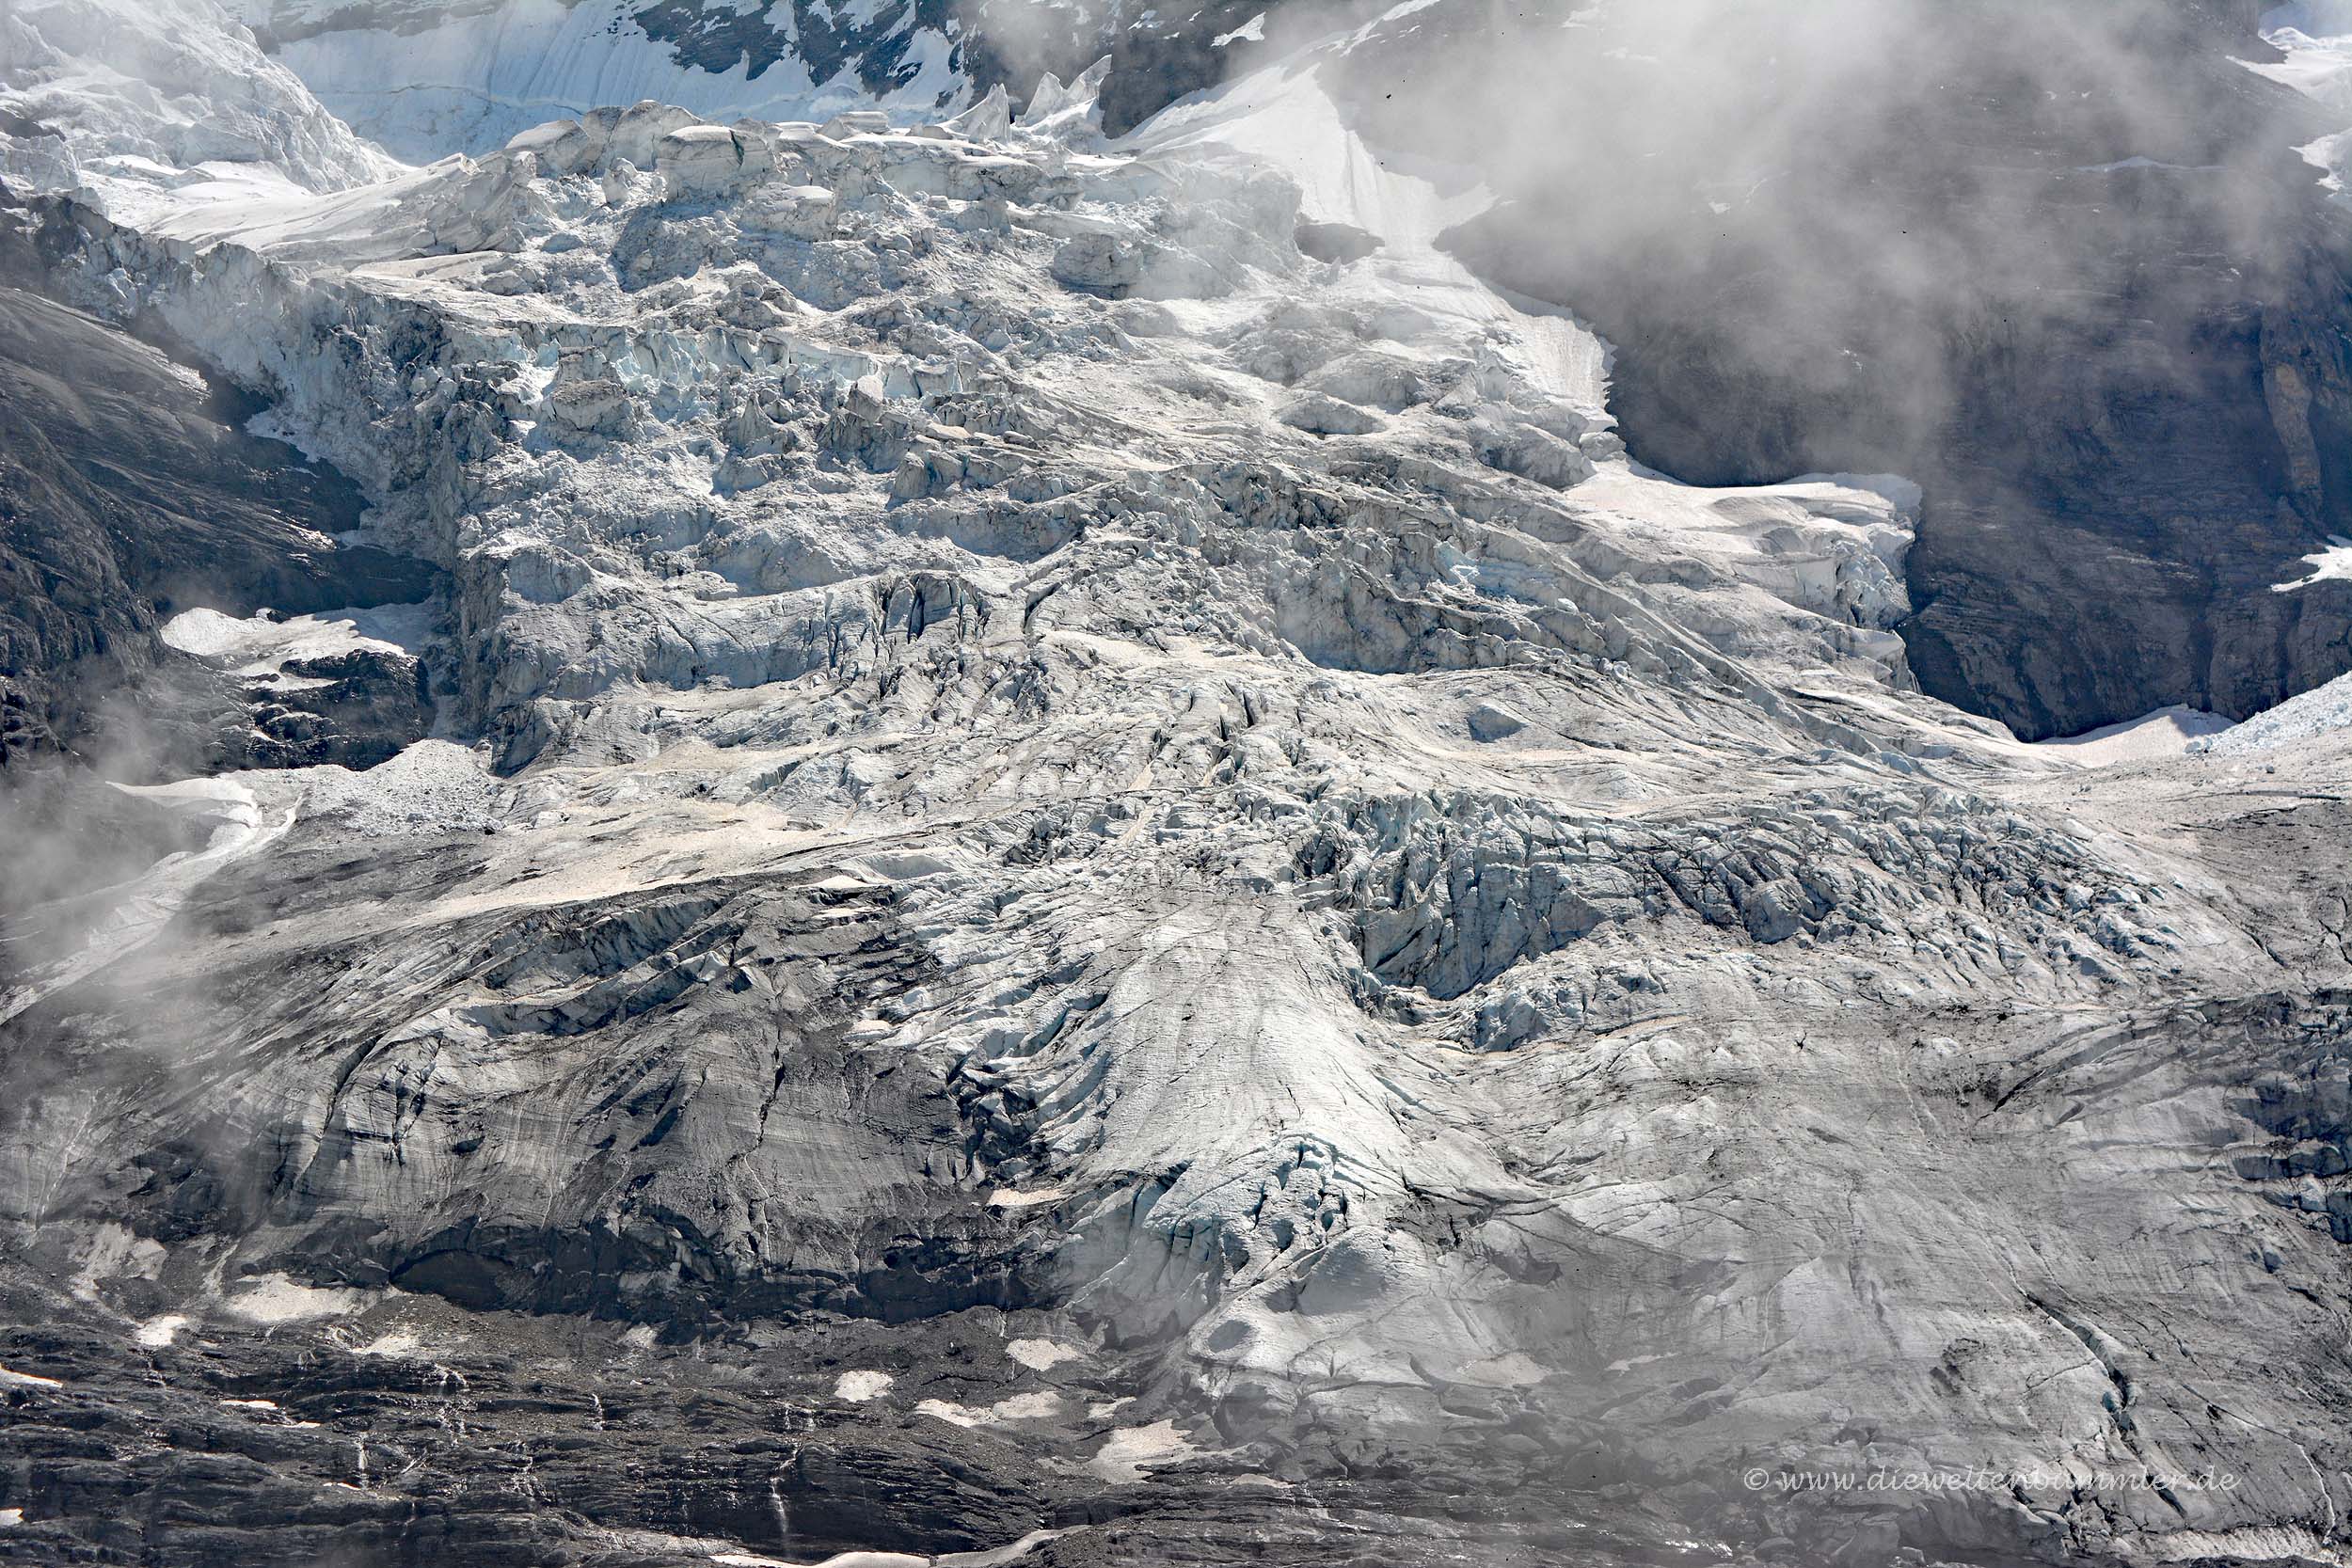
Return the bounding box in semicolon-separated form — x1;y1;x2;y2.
1128;59;1606;410
2271;535;2352;591
0;1364;66;1389
2254;6;2352;194
72;1224;167;1298
935;1532;1071;1567
161;603;427;673
985;1186;1069;1209
224;1273;372;1323
135;1313;192;1348
914;1390;1064;1426
2255;5;2352;112
2072;156;2214;173
1087;1418;1197;1481
2034;706;2233;766
353;1329;424;1358
832;1370;895;1401
1791;471;1923;515
704;1544;1065;1568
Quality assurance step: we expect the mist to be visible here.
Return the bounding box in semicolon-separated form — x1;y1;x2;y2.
1216;0;2352;735
1301;0;2311;468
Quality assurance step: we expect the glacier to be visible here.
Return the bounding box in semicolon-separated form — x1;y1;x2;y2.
1;1;2351;1566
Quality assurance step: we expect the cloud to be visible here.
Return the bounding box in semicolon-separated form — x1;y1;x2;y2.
1302;0;2327;480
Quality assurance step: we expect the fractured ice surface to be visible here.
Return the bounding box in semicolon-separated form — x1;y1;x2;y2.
4;6;2352;1564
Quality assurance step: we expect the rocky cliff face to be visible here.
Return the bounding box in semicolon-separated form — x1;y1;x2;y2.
0;198;433;780
2;4;2352;1568
1414;0;2352;738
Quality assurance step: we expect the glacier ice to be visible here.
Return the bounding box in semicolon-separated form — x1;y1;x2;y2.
2;4;2351;1566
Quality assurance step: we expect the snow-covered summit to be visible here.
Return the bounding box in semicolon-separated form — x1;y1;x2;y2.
234;0;972;162
202;0;1277;163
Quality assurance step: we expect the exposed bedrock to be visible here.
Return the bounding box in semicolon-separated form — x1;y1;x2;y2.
0;210;437;775
9;805;2352;1567
1417;0;2352;738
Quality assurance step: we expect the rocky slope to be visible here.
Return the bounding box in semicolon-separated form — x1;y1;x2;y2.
0;5;2350;1568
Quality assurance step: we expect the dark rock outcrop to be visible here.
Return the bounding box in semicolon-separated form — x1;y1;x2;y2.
1406;0;2352;736
234;648;435;771
0;196;435;776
